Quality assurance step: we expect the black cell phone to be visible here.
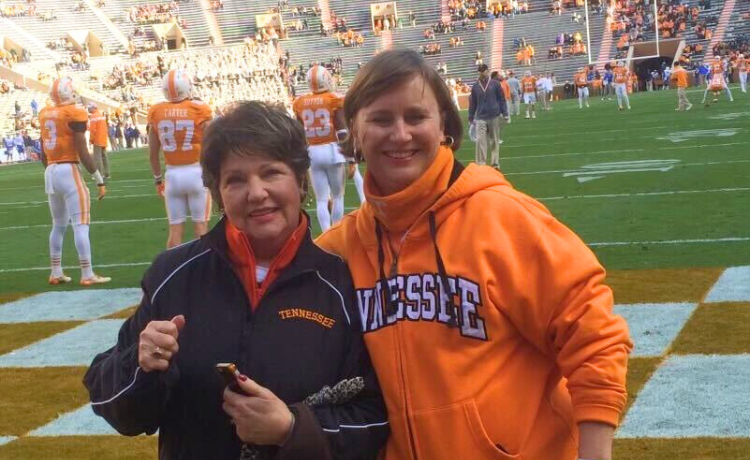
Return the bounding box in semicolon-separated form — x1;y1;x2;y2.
216;362;244;394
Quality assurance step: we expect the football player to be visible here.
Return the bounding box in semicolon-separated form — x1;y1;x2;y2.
574;67;590;108
521;71;537;119
148;69;214;248
739;54;748;93
613;61;631;111
702;57;734;105
292;64;352;231
40;77;110;286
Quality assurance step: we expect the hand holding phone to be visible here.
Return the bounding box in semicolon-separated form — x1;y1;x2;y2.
216;362;245;394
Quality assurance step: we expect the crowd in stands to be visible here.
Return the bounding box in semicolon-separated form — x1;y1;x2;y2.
449;0;485;20
0;47;29;67
513;39;535;65
608;0;716;52
549;31;587;58
420;43;443;55
488;0;529;18
126;2;181;25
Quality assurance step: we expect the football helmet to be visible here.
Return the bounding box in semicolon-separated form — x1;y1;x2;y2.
162;69;193;102
50;77;77;106
306;64;335;94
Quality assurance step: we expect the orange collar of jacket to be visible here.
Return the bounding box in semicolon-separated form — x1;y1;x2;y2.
364;145;454;234
225;213;308;310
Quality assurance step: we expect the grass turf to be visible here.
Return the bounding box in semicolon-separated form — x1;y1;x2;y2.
671;302;750;354
1;88;748;293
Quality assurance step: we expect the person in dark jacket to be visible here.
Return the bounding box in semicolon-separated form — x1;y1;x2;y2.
84;101;389;460
468;64;507;170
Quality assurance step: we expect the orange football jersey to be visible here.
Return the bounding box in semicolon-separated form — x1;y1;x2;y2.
521;77;537;93
292;92;343;146
614;67;629;84
148;99;213;166
39;104;89;164
739;59;749;72
575;72;588;87
89;109;108;148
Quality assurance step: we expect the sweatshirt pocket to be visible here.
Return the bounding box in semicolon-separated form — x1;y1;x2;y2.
411;399;522;460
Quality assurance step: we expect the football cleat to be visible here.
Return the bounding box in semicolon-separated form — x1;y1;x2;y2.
306;64;336;94
162;69;193;102
80;274;112;286
49;274;72;285
50;77;77;106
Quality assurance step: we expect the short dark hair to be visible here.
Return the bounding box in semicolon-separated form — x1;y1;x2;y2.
200;101;310;209
341;49;462;158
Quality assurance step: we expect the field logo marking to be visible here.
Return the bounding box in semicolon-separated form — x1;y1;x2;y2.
707;112;749;121
563;160;680;183
657;129;739;143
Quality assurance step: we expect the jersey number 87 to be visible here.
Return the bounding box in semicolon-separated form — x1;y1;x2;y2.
158;119;195;152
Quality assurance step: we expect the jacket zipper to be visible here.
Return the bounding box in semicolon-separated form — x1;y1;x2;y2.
386;236;420;460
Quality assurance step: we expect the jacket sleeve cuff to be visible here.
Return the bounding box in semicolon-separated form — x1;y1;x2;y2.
574;404;622;428
275;403;332;460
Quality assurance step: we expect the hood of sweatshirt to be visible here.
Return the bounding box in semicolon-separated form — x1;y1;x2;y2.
355;145;512;247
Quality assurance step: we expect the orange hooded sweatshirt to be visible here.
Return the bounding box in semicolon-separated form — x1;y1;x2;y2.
316;146;632;460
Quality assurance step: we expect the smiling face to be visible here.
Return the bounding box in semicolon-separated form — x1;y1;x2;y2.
219;153;302;262
353;75;445;196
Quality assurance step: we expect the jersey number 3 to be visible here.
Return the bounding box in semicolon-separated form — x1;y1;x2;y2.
301;108;331;138
43;120;57;151
158;119;195;152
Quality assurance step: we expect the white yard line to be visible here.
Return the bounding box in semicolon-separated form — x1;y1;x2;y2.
0;262;152;274
538;187;749;201
2;185;748;230
3;238;747;273
589;237;750;247
504;158;750;176
0;217;166;231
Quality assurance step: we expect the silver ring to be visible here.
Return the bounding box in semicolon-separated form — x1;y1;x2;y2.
152;346;163;358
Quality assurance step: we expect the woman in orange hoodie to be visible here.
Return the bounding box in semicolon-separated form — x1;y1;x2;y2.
316;49;632;460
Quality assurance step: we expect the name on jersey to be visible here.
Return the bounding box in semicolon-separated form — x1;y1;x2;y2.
301;97;326;106
356;273;488;340
164;108;189;118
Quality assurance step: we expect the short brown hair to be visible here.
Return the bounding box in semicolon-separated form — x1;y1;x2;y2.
200;101;310;209
341;49;463;158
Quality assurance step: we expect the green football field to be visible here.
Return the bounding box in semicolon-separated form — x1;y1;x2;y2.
0;87;748;459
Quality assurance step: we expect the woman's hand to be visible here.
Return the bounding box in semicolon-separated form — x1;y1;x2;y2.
222;375;294;446
137;315;185;372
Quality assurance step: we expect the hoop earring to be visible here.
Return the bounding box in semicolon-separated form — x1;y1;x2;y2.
442;135;455;147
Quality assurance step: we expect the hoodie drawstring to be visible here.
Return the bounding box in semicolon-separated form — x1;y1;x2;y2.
429;211;458;328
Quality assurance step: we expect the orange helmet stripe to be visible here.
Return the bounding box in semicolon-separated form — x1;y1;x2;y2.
168;70;178;101
51;79;61;105
311;65;319;93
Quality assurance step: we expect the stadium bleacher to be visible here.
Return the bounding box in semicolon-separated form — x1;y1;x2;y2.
0;0;748;148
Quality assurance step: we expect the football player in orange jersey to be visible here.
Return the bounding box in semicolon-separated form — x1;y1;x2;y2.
739;54;748;93
88;102;110;181
292;64;355;231
574;67;590;108
613;61;631;110
702;57;734;106
40;77;110;286
520;70;537;119
148;69;214;248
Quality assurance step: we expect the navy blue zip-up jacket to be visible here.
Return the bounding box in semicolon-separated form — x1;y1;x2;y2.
84;218;389;460
468;77;508;123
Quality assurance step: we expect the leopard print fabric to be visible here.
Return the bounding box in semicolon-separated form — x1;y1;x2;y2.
239;377;366;460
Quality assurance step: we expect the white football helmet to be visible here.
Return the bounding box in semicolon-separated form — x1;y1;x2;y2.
162;69;193;102
306;64;335;94
50;77;77;106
